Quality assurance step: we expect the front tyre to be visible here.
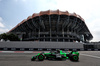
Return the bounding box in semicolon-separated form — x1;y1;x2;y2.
38;54;45;61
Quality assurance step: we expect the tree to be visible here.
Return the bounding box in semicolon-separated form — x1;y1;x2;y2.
0;33;7;40
0;33;20;41
7;33;20;41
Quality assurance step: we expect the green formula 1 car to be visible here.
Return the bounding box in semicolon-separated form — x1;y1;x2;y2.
31;50;79;61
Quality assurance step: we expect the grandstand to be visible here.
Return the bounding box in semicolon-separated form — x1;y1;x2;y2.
8;10;93;42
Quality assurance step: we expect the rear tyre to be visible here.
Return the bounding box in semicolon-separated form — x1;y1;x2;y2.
70;55;79;61
38;54;45;61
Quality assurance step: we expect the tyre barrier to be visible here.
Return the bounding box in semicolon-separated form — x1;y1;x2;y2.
0;47;100;51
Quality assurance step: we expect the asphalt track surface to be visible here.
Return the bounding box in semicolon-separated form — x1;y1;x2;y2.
0;51;100;66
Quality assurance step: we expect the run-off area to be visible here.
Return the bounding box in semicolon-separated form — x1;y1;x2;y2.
0;51;100;66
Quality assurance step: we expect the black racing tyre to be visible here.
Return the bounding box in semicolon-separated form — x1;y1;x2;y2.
70;55;79;61
38;54;45;61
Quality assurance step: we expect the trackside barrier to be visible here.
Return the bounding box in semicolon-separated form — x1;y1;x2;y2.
0;42;100;51
83;44;100;51
0;47;100;51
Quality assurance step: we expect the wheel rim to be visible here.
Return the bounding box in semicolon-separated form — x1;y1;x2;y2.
39;55;44;60
73;55;78;60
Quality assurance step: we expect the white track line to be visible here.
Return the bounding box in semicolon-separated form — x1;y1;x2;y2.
81;54;100;59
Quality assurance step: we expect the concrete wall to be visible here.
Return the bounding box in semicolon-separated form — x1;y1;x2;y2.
84;43;100;49
0;41;83;49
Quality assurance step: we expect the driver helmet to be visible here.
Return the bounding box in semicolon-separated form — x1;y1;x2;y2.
57;49;60;53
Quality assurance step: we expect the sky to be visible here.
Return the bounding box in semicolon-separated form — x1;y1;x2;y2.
0;0;100;42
